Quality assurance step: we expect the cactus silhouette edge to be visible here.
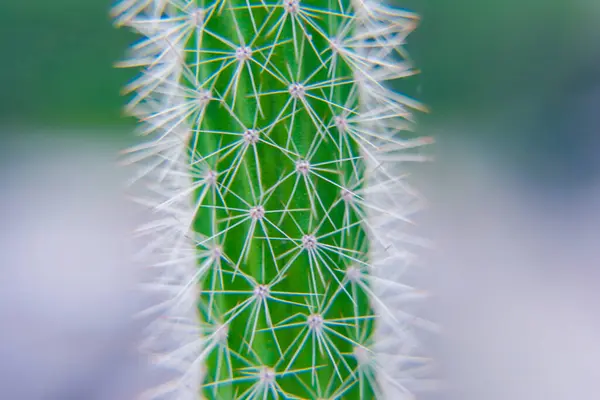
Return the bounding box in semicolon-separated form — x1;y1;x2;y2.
114;0;434;399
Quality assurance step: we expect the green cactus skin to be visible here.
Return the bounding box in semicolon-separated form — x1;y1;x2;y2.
114;0;432;399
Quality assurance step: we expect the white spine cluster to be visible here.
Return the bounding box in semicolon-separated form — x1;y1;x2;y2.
114;0;435;398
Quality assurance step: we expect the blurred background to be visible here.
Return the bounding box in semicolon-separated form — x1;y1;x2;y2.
1;0;600;399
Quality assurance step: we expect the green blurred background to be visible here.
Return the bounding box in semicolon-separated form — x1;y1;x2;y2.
1;1;599;117
0;1;136;127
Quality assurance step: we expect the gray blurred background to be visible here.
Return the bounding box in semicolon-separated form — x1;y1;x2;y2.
1;0;600;399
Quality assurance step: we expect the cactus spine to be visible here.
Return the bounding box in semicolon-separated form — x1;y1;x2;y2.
115;0;432;398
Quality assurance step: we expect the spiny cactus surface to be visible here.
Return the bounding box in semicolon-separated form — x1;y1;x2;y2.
115;0;432;398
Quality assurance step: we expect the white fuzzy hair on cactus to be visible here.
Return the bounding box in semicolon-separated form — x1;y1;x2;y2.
113;0;435;398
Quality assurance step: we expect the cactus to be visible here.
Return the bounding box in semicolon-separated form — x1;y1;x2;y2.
114;0;433;399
